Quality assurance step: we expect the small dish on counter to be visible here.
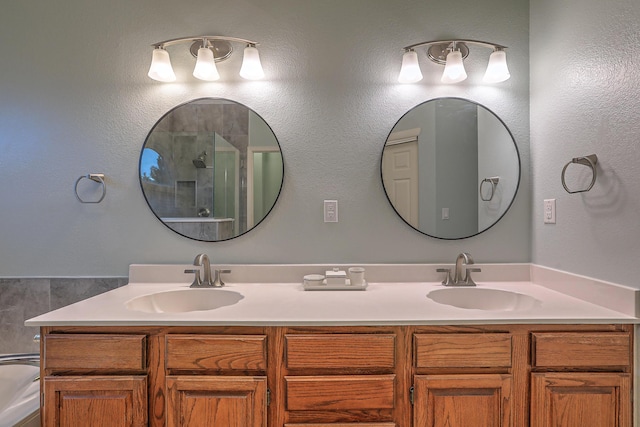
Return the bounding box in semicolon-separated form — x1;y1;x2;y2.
303;274;325;286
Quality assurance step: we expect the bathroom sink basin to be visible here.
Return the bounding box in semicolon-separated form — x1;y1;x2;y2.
125;289;243;313
427;287;540;312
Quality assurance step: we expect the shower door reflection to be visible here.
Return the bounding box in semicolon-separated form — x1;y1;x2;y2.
142;132;238;240
211;139;239;235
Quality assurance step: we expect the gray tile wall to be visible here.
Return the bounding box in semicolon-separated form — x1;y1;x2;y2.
0;277;127;354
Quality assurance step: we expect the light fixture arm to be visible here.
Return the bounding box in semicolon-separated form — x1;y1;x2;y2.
151;35;260;49
402;39;507;53
404;39;507;66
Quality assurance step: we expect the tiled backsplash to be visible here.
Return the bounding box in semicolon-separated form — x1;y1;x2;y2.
0;277;127;354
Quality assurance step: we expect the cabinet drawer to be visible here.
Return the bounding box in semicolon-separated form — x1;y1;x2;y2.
285;424;396;427
532;332;631;368
166;335;267;371
414;333;512;368
285;334;395;369
285;375;395;410
44;334;146;371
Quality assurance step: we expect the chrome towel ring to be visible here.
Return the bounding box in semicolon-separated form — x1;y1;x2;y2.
479;177;500;201
74;174;106;203
561;154;597;194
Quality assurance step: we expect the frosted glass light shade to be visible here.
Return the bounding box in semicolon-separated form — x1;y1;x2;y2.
398;50;423;83
148;48;176;82
482;50;510;83
193;47;220;81
239;45;264;80
441;50;467;84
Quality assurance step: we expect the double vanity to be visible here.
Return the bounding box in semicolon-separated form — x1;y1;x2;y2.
27;262;638;426
30;95;631;425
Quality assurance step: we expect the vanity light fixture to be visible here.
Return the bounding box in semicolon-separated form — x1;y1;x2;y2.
398;39;510;84
148;36;264;82
398;49;423;83
440;42;467;84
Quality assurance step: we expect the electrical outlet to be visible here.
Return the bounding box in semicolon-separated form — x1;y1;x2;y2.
324;200;338;222
544;199;556;224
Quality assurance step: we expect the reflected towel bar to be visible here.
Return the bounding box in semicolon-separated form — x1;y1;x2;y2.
480;176;499;201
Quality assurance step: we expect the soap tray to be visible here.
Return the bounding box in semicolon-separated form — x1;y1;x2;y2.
303;279;368;291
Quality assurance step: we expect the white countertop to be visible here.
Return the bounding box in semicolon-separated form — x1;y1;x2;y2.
25;264;640;326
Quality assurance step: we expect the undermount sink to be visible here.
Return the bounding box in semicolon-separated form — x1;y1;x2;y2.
125;288;244;313
427;287;541;312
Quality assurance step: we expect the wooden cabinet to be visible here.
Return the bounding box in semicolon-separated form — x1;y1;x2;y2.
43;376;147;427
40;324;633;427
41;328;268;427
413;332;514;427
413;374;512;427
164;334;268;427
531;372;630;427
282;330;401;426
42;333;148;426
530;332;632;427
166;376;267;427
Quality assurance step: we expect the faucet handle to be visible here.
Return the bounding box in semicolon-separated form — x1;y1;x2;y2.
213;269;232;287
464;267;482;286
436;268;453;286
185;268;203;287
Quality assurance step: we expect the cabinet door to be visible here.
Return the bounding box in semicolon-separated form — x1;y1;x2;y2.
166;376;267;427
43;375;147;427
531;372;631;427
413;374;512;427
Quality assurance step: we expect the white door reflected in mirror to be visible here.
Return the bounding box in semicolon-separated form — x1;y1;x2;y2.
382;98;520;240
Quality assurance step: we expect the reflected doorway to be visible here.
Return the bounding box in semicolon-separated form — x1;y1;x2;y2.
247;147;284;229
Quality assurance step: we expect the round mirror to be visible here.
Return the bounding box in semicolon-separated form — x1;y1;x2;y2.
381;98;520;240
140;98;284;241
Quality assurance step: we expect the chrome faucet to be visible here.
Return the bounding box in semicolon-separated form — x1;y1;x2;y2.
436;252;481;286
185;253;214;287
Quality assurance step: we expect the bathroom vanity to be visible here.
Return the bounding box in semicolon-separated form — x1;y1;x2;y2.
38;323;632;427
28;264;638;427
